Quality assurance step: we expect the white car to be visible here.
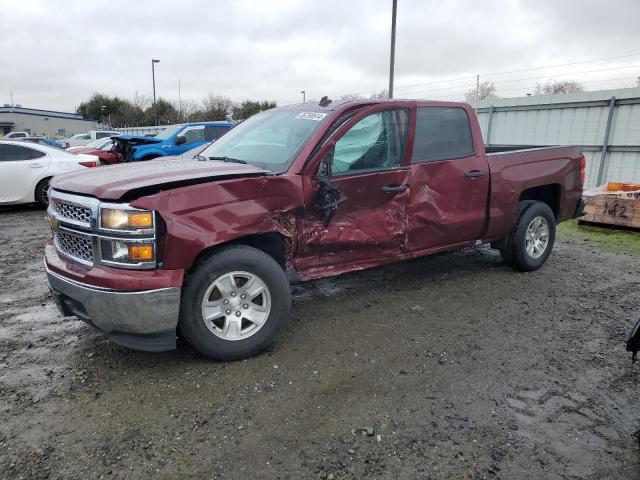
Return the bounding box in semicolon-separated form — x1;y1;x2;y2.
66;137;113;152
4;131;29;139
63;130;120;148
0;140;99;207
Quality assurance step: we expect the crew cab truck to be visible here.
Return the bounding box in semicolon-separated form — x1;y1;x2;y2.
45;99;585;360
113;121;233;162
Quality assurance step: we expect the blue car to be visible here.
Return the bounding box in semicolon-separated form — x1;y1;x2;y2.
113;121;233;161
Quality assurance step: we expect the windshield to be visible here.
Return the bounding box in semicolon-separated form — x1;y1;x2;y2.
85;138;111;149
154;125;184;140
198;110;328;173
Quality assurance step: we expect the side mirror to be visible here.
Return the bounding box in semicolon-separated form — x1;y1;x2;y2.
175;135;186;145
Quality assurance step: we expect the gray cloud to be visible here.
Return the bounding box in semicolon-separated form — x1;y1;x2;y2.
1;0;639;111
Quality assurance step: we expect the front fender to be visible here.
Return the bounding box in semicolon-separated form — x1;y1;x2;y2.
133;147;168;160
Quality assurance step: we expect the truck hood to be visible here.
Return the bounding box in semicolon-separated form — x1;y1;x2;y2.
50;159;270;201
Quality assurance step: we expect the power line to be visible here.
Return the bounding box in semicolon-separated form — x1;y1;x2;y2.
396;65;640;97
394;52;640;92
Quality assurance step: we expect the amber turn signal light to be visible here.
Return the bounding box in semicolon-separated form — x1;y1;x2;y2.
128;244;154;261
128;212;153;228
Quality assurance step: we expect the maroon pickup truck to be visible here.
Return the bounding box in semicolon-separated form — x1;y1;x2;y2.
45;99;585;360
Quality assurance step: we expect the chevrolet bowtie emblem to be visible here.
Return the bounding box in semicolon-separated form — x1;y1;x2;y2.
49;215;59;231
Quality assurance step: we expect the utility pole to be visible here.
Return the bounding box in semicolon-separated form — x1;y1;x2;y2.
300;90;306;103
178;79;182;122
388;0;397;99
152;59;160;126
475;74;480;109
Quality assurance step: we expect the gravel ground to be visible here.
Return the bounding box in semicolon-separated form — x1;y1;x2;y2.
0;205;639;480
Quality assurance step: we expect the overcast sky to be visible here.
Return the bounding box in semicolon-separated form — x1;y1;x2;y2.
1;0;640;112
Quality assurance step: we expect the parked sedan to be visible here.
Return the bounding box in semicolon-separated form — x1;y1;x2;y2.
18;137;67;149
0;141;100;207
67;139;122;165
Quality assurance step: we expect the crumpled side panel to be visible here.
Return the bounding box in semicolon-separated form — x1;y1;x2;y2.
407;159;490;250
297;169;411;272
133;174;304;271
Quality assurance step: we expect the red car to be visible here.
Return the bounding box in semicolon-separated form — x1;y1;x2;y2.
67;138;122;165
46;99;584;360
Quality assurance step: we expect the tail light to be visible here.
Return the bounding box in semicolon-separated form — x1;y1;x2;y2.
79;161;100;168
579;155;586;186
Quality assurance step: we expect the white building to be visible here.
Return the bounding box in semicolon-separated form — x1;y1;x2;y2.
0;106;98;138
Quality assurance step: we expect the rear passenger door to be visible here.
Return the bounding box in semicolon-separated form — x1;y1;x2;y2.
0;144;49;203
407;106;490;251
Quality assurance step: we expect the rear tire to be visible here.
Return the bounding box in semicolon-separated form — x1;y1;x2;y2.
500;201;556;271
34;177;51;207
179;245;291;360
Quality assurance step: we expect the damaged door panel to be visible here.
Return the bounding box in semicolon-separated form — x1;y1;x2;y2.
297;107;411;272
407;106;490;251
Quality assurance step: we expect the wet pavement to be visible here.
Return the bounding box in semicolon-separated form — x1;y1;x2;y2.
1;205;639;479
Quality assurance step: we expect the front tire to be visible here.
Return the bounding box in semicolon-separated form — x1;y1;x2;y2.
35;177;51;207
500;201;556;271
179;245;291;360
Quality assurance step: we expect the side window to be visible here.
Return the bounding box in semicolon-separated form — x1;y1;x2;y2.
183;127;206;145
96;132;111;139
331;109;409;175
204;126;230;141
0;145;45;161
412;107;474;163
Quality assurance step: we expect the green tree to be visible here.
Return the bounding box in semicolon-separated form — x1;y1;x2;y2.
78;93;133;125
232;100;277;120
145;98;179;125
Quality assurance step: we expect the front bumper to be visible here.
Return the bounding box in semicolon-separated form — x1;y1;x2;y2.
46;265;181;352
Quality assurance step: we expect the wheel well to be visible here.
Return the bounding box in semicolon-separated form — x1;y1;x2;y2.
190;233;288;272
35;176;52;195
519;184;560;218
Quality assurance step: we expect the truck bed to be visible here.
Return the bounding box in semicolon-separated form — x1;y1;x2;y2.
484;144;584;242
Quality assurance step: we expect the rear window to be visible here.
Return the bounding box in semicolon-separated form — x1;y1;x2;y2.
412;107;474;163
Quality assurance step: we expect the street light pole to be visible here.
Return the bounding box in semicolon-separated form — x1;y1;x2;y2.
300;90;306;103
152;59;160;126
388;0;397;99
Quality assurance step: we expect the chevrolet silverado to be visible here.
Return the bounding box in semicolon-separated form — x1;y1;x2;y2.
45;99;585;360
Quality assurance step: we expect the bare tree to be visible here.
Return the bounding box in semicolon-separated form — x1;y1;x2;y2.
131;91;151;111
340;93;365;100
202;93;234;120
180;100;202;122
534;80;584;95
464;82;498;103
370;89;389;99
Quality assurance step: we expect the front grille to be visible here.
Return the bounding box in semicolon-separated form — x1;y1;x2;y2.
54;229;94;264
51;200;92;225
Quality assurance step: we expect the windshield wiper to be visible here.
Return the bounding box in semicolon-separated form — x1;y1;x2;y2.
208;156;247;164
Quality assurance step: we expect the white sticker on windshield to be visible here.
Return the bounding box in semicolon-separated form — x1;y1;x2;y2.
295;112;328;121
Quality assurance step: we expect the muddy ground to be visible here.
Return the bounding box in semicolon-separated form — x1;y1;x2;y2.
0;205;638;480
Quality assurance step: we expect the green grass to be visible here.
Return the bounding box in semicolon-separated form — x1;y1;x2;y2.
557;219;640;255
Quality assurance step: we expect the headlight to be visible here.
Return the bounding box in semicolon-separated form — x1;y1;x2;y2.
100;208;154;232
98;204;157;268
100;238;155;265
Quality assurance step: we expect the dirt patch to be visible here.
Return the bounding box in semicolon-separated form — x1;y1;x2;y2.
1;206;639;479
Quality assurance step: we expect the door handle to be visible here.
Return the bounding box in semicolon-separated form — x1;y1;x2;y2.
465;170;488;178
381;184;408;193
29;163;44;169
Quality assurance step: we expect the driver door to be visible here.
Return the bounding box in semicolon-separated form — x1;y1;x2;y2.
296;106;412;272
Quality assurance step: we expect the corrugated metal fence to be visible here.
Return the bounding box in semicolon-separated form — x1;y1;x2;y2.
475;87;640;189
